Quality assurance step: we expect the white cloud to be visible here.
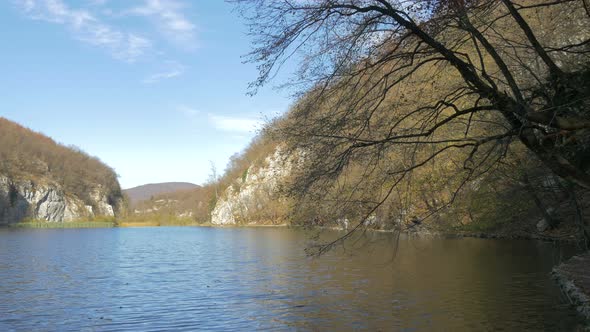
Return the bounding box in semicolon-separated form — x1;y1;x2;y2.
127;0;196;49
142;61;185;84
15;0;152;63
20;0;35;11
208;114;264;133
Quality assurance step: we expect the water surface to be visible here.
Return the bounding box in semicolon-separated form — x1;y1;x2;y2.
0;227;583;331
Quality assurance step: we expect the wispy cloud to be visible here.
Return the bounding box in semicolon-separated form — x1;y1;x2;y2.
177;105;199;117
16;0;152;63
142;61;185;84
127;0;197;50
87;0;108;6
208;114;263;133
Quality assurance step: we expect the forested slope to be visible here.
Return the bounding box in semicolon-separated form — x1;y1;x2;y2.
208;0;590;247
0;117;124;223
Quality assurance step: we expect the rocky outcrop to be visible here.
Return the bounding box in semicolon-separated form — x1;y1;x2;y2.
211;186;240;225
552;253;590;321
211;147;294;225
0;175;121;224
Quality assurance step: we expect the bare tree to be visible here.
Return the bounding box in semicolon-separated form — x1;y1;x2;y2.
208;160;219;200
234;0;590;251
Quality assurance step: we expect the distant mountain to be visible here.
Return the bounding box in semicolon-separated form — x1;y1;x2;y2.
124;182;200;205
130;185;213;223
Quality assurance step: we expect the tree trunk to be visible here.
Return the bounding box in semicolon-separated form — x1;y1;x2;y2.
565;184;590;249
518;128;590;190
522;173;558;229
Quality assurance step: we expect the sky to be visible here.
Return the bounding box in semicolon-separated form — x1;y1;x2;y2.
0;0;294;189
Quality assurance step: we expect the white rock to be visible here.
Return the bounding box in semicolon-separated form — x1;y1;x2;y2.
211;147;295;225
0;175;119;224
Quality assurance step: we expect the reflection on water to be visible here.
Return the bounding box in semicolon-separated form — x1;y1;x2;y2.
0;227;583;331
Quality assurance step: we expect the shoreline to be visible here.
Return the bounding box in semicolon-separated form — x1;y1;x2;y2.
0;220;583;249
0;220;580;243
0;221;293;229
2;221;116;229
552;253;590;323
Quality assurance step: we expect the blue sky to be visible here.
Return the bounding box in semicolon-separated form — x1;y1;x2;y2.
0;0;293;189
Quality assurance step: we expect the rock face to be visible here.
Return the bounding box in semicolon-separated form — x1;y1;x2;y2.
552;253;590;321
211;147;294;225
0;175;121;224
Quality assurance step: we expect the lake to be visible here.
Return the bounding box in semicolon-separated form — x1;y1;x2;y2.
0;227;584;331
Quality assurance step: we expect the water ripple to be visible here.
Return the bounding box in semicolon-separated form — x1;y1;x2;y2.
0;227;583;331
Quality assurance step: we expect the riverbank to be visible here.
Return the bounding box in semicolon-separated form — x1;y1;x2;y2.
0;217;580;243
6;221;116;228
552;253;590;323
444;231;581;243
121;219;582;245
1;220;291;229
441;211;584;244
118;220;201;227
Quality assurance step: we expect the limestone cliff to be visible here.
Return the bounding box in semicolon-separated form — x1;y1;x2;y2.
0;175;122;223
211;147;293;225
0;117;124;224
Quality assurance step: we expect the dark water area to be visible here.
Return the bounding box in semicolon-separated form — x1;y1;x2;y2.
0;227;584;331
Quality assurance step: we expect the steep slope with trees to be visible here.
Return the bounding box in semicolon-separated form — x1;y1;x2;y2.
210;0;590;250
211;145;294;225
0;117;124;223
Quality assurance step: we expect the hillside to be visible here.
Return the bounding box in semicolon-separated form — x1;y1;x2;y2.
0;117;124;223
208;1;590;244
127;185;214;224
124;182;200;206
